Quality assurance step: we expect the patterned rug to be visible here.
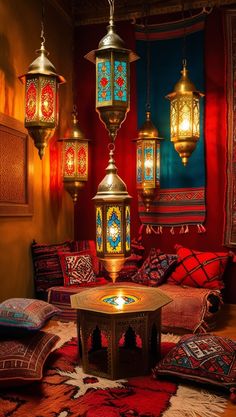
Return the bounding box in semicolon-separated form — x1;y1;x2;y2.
0;322;227;417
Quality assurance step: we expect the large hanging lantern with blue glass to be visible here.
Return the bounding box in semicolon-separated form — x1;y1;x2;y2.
84;0;138;142
93;145;131;283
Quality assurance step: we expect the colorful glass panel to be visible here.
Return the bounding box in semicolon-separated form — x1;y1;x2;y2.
40;77;56;123
125;205;131;251
77;143;88;178
25;79;37;122
114;61;127;102
97;60;111;103
144;146;154;181
96;206;103;253
137;145;142;183
106;206;121;253
64;143;75;177
156;144;161;185
102;294;139;306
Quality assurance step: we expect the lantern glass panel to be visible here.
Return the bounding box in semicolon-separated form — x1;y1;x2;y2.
39;76;57;124
106;205;122;254
64;142;76;177
193;97;200;137
156;144;160;185
97;59;112;104
25;78;38;123
125;205;131;252
144;142;154;181
170;99;178;138
136;143;142;184
96;206;103;253
77;142;88;179
178;96;192;137
114;60;127;102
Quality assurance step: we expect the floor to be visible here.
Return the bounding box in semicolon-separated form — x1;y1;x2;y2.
46;303;236;417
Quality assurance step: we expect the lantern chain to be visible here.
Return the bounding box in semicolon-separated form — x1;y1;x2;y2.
40;0;46;47
182;0;187;66
108;0;115;26
144;5;151;113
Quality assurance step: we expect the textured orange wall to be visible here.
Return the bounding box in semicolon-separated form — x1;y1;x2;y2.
0;0;74;302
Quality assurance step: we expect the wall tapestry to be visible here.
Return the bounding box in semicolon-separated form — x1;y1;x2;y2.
135;13;206;235
224;10;236;247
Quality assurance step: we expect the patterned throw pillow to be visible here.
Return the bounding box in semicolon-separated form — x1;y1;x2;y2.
167;245;230;290
0;298;59;330
131;248;177;286
31;240;72;299
70;240;100;275
153;334;236;395
59;253;96;286
0;331;59;387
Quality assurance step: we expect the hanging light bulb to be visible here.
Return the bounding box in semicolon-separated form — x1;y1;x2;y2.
59;107;90;203
93;145;132;283
85;0;139;142
19;2;65;159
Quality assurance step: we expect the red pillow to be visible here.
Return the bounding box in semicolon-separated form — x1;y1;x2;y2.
167;245;229;290
58;252;96;286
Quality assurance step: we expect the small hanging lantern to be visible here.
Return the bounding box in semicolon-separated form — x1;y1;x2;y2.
19;16;65;159
93;145;132;283
166;59;204;166
84;0;139;142
135;110;163;211
59;107;89;203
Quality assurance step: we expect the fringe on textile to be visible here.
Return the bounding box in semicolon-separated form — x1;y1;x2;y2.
163;385;227;417
143;224;206;235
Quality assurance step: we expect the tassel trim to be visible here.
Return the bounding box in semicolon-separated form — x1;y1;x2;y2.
144;224;206;235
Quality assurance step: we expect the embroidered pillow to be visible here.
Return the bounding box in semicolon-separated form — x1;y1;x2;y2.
59;252;96;286
153;334;236;396
167;245;229;289
69;240;100;275
0;331;59;387
31;240;72;299
0;298;60;330
131;248;177;286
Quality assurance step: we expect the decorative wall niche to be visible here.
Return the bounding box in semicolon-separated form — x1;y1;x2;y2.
0;112;33;216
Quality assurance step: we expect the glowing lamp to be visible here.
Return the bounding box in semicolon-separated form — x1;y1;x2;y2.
93;147;132;283
59;109;89;203
19;41;65;159
84;0;138;142
166;60;204;166
135;110;163;211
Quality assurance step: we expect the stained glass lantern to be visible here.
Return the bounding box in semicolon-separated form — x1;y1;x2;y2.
135;111;163;211
93;147;132;283
84;0;139;142
59;109;89;203
19;42;65;159
166;60;204;166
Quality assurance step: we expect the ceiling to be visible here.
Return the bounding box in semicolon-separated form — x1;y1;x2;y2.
51;0;236;25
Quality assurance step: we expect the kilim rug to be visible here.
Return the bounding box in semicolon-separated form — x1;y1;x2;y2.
0;322;227;417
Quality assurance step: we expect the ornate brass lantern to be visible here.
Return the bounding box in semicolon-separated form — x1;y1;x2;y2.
93;146;132;282
135;110;162;211
85;0;139;142
59;108;89;203
19;29;65;159
166;59;204;166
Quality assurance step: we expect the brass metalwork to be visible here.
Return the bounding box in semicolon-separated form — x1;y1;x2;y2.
85;0;139;142
59;111;89;203
71;284;172;379
93;148;132;282
19;43;65;159
135;111;163;211
166;60;204;166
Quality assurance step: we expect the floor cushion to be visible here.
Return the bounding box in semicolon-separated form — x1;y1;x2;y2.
0;331;59;387
153;333;236;398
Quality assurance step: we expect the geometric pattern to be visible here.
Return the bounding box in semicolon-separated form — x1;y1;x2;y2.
63;254;96;286
167;245;229;290
154;333;236;390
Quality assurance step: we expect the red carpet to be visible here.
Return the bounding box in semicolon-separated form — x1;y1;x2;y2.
0;338;177;417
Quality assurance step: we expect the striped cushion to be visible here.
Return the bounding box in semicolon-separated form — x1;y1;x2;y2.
167;245;229;290
31;240;72;299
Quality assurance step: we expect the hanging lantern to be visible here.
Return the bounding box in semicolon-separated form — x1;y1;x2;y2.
93;146;132;283
19;35;65;159
84;0;139;142
135;110;163;211
59;108;89;203
166;59;204;166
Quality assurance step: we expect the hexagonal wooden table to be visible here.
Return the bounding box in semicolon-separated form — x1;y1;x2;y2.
71;283;172;380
